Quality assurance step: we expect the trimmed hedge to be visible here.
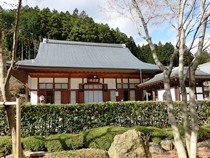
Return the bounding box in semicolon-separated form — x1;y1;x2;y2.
45;133;84;152
22;136;46;151
0;101;209;136
0;125;210;156
0;136;12;157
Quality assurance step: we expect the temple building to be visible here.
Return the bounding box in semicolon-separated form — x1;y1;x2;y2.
12;39;159;104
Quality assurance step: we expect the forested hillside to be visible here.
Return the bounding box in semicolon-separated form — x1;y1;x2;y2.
0;6;209;65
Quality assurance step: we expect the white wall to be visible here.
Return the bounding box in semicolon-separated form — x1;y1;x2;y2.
30;91;38;104
28;76;38;89
104;79;116;89
54;91;61;104
54;78;68;83
157;88;176;101
71;78;82;89
39;78;53;83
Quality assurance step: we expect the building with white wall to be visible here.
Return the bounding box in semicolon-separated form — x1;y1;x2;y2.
12;39;160;104
138;67;210;101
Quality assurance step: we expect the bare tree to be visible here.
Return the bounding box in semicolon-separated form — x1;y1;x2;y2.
105;0;210;158
0;0;22;156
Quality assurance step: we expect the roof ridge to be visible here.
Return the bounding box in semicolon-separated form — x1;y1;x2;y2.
42;38;126;48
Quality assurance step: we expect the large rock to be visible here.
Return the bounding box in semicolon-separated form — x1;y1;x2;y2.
108;129;151;158
149;144;165;154
160;139;174;151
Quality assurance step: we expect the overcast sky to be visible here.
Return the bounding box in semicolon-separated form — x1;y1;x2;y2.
1;0;210;49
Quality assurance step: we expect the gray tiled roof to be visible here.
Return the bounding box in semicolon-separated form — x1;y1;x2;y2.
138;67;210;88
17;39;159;71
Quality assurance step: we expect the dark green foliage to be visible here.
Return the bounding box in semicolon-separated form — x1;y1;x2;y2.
22;136;46;151
65;133;84;150
133;126;174;141
83;126;127;150
45;134;67;152
0;136;12;157
136;42;202;66
0;101;210;137
198;124;210;141
45;133;84;152
151;137;162;144
0;107;9;135
0;125;210;155
1;7;138;60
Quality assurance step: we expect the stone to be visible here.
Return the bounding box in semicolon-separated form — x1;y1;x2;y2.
149;144;165;154
197;141;210;151
108;129;151;158
160;139;174;151
24;151;47;158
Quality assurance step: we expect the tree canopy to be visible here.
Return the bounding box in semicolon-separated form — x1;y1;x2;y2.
0;6;209;64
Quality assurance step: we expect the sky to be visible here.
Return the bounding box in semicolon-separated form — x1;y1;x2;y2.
1;0;209;49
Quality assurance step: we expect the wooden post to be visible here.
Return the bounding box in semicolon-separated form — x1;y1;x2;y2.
16;98;21;158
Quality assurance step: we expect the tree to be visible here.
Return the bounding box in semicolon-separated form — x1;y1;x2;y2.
105;0;210;158
0;0;22;157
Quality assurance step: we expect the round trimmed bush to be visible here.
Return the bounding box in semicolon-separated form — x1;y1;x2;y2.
22;136;46;151
65;133;84;150
0;136;12;157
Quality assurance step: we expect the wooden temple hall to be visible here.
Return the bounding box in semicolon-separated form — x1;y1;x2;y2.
11;39;160;104
137;67;210;101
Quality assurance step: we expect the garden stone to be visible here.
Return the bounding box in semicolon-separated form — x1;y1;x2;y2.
149;144;165;154
108;129;151;158
160;139;174;151
197;141;210;151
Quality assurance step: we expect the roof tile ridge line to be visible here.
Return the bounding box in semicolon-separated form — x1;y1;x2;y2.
44;39;124;48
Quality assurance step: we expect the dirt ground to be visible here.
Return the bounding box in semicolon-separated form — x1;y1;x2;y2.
151;150;210;158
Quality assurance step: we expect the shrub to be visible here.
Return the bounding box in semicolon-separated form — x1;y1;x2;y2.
65;133;84;150
151;137;162;144
45;133;84;152
45;134;68;152
0;136;12;157
198;124;210;141
22;136;46;151
134;126;173;141
83;126;127;150
1;101;210;136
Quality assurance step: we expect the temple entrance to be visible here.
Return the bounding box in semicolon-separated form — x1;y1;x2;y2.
84;91;103;103
124;90;129;101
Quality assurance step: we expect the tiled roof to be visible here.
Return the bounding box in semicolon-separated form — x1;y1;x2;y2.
17;39;159;71
138;67;210;88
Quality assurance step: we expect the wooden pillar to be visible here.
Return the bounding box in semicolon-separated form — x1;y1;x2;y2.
16;98;21;158
25;82;29;102
175;86;180;101
152;90;156;101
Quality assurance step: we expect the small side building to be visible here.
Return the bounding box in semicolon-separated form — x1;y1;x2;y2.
12;39;160;104
137;66;210;101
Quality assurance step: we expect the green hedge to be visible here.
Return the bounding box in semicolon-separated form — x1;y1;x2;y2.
0;125;210;156
22;136;46;151
0;136;12;157
0;101;209;137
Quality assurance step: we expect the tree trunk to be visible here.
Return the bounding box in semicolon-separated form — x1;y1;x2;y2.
0;0;22;157
163;71;188;158
189;67;199;158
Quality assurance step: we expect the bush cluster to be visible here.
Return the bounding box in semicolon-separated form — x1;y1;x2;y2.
0;125;209;157
0;101;209;137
